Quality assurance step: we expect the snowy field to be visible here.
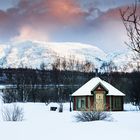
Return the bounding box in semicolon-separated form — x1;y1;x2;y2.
0;101;140;140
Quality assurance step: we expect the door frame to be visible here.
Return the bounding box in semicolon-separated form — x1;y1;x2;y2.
94;91;106;111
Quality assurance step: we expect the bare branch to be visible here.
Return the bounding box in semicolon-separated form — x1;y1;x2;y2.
120;1;140;54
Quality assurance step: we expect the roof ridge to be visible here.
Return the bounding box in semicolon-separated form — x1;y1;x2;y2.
72;77;125;96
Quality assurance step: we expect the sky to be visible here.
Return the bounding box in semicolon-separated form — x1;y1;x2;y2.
0;0;137;53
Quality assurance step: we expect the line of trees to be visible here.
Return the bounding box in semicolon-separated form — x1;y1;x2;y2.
0;67;94;103
0;55;95;103
1;66;140;108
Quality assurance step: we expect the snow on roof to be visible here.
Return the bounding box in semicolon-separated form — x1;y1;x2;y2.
72;77;125;96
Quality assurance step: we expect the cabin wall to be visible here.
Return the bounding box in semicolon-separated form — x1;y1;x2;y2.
106;96;110;111
73;96;93;111
74;96;87;111
105;96;124;111
73;97;76;110
111;96;124;111
73;95;124;111
90;96;94;111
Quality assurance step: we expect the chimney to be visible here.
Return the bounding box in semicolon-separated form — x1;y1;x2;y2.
95;68;98;77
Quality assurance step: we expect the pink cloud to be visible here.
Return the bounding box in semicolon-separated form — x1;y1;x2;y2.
0;0;137;53
12;26;49;42
0;0;89;42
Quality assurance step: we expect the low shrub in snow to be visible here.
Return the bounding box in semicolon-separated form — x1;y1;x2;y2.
75;111;111;122
2;104;24;121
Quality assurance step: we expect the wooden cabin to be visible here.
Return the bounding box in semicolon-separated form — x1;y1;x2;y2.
72;77;125;111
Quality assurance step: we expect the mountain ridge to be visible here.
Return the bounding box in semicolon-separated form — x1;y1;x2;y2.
0;40;139;72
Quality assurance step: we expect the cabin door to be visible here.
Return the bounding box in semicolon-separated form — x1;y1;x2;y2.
95;93;104;111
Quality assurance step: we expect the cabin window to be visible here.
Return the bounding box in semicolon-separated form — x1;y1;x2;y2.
113;97;121;110
81;99;85;108
77;97;86;110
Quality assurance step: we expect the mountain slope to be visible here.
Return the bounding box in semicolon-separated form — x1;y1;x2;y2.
107;51;140;72
0;40;106;69
0;40;139;72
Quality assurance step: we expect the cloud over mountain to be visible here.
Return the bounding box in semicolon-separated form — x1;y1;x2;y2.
0;0;88;42
0;0;136;52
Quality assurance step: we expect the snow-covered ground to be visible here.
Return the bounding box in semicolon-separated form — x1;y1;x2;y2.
0;101;140;140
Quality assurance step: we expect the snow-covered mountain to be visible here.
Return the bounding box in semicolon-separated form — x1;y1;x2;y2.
107;51;140;72
0;40;106;69
0;40;139;72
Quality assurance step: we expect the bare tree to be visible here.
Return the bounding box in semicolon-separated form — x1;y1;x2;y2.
52;56;61;102
67;55;75;71
15;68;35;102
120;1;140;109
81;60;95;73
100;61;117;73
120;1;140;55
61;57;67;71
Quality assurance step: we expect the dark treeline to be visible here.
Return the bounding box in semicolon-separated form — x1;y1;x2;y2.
0;68;140;108
101;72;140;108
0;68;93;85
0;68;93;103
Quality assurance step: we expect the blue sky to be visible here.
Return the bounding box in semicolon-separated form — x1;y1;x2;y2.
0;0;136;53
